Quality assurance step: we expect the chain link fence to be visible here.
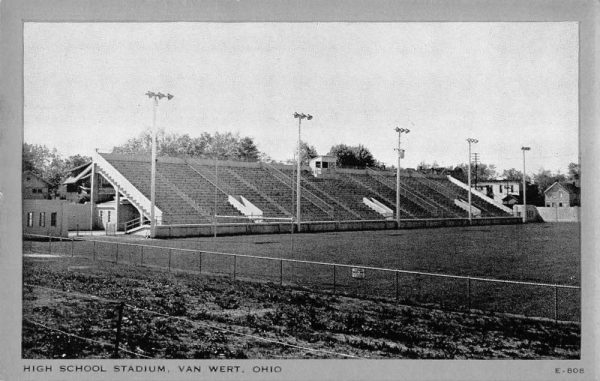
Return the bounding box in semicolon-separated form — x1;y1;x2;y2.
23;234;580;322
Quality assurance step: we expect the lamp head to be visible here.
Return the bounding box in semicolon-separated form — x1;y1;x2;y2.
521;146;531;151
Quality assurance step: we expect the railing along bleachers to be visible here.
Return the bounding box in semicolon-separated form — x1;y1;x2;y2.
186;160;290;219
339;172;425;218
300;172;386;220
229;165;333;221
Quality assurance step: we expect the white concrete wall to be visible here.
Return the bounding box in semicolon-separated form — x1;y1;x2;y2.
536;206;579;222
64;202;92;230
23;199;69;237
512;204;541;222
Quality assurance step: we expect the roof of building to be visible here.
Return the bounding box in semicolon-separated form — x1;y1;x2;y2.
476;179;522;184
63;164;92;185
544;181;580;195
23;170;50;186
310;155;336;161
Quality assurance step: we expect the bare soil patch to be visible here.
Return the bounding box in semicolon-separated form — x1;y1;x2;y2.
23;256;580;359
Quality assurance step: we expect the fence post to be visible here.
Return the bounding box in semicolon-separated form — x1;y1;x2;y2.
198;251;202;273
48;235;52;254
93;240;96;261
333;265;336;294
140;245;144;266
112;302;125;358
395;271;399;301
467;277;472;311
71;238;74;257
115;243;119;264
554;286;559;323
76;224;79;237
280;259;283;286
233;255;237;280
168;249;172;272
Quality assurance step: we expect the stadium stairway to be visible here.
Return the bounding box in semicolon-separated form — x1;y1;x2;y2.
94;153;163;228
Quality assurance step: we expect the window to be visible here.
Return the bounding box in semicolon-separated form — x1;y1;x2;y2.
107;211;111;222
100;211;103;221
50;212;57;227
559;191;563;198
315;162;321;168
322;162;329;169
559;202;563;207
27;212;33;227
39;212;45;227
32;189;37;194
499;185;503;192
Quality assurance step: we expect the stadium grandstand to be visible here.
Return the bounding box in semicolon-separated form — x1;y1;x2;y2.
68;151;516;237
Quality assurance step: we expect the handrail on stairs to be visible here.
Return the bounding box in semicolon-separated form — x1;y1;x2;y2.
363;170;438;215
262;162;334;217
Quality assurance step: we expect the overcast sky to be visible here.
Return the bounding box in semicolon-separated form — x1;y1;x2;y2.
24;22;578;175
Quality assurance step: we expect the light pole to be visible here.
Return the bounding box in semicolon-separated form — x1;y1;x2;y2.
521;146;531;223
293;112;313;232
394;127;410;227
466;138;478;223
146;91;174;238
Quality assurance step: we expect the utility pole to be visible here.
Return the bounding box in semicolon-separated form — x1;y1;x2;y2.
466;138;478;223
146;91;173;238
395;127;410;227
293;112;313;232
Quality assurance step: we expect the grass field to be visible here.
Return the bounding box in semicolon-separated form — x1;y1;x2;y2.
87;222;580;285
26;222;580;321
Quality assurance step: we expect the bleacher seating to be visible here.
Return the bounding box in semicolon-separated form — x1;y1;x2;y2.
101;154;511;226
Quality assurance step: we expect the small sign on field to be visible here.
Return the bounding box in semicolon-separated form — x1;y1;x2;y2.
352;267;365;279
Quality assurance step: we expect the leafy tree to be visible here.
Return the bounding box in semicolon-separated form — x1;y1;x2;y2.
22;143;91;192
64;154;92;169
237;137;260;161
501;168;522;181
328;144;376;168
454;162;497;183
533;168;566;195
567;162;580;181
298;141;318;165
112;129;261;161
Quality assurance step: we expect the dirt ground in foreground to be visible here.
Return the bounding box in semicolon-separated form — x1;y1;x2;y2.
23;256;580;359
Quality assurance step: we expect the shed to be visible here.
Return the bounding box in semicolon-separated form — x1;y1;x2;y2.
309;155;337;178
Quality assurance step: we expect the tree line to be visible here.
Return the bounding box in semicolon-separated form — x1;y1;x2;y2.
417;160;580;205
23;128;578;206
